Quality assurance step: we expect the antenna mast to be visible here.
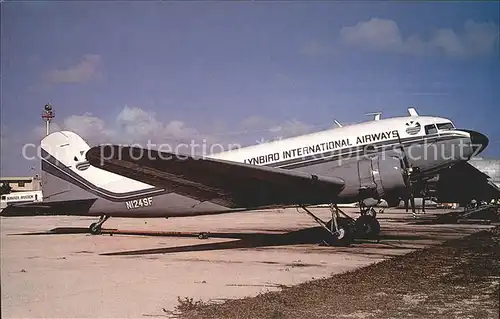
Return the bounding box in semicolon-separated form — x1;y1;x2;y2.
41;103;55;136
365;112;382;121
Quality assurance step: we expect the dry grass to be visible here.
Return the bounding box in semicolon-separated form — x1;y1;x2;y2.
175;225;500;319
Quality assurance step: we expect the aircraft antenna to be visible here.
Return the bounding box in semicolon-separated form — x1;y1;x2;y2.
408;108;419;116
365;112;382;121
333;120;343;128
41;103;55;136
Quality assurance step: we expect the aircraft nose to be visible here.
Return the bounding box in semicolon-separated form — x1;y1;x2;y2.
461;129;489;155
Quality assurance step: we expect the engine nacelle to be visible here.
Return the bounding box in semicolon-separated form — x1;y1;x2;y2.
330;156;409;204
373;156;409;200
383;196;403;208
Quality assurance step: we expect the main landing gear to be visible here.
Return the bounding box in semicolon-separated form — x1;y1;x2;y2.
300;204;355;246
355;204;381;240
88;215;110;235
299;203;381;246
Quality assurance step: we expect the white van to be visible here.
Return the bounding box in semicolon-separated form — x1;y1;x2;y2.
0;191;43;212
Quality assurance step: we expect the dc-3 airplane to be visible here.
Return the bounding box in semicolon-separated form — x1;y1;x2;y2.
0;108;491;246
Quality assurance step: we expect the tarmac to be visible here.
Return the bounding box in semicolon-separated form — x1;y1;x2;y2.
1;207;496;318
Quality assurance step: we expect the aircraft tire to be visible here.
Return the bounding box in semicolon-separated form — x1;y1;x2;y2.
323;218;354;246
355;215;380;239
89;222;102;235
198;232;209;239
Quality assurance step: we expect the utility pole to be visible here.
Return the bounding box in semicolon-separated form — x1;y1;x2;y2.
41;103;55;136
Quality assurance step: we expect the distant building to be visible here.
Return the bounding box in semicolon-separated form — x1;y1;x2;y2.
1;190;43;212
0;176;42;192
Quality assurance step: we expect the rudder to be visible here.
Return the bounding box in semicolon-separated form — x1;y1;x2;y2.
40;131;163;202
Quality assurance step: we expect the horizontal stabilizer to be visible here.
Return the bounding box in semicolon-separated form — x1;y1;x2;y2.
0;199;98;217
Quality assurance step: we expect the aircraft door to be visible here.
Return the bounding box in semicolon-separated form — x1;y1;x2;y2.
357;158;377;192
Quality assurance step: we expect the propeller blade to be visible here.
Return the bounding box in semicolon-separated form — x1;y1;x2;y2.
410;195;416;215
396;131;417;216
396;132;411;169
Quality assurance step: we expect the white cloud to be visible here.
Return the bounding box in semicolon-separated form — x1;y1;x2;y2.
64;113;113;143
238;116;318;144
299;40;339;56
240;115;316;137
30;110;319;152
33;121;62;139
31;106;210;150
114;106;204;145
340;18;499;58
3;107;326;175
45;54;102;84
33;113;111;145
340;18;404;52
164;121;199;141
116;106;164;140
241;115;274;130
269;119;314;139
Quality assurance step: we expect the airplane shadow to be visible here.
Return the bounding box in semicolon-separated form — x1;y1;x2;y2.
11;227;92;236
10;226;426;256
102;227;352;256
100;229;444;256
99;227;418;256
11;208;494;256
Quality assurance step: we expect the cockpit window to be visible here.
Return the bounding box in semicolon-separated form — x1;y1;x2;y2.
437;122;455;130
425;124;438;135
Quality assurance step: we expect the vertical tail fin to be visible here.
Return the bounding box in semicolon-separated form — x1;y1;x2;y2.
41;131;94;200
40;131;162;202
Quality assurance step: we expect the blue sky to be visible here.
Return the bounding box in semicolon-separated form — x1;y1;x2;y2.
1;1;499;176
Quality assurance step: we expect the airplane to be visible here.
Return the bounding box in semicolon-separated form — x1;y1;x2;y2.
421;158;500;209
0;108;490;246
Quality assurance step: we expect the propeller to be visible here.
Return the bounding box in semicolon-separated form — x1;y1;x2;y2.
396;133;417;216
421;186;427;213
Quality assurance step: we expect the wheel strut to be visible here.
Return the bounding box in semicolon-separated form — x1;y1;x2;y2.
300;205;337;235
355;202;381;240
300;204;354;246
89;215;110;235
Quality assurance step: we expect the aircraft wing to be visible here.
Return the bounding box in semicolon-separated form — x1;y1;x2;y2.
86;146;345;208
487;179;500;193
435;161;500;202
0;199;98;217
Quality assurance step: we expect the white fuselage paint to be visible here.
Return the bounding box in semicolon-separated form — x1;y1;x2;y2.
210;116;467;166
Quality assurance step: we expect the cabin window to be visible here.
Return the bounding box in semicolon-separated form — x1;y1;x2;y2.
17;182;25;187
1;196;5;200
436;122;455;131
425;124;438;135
